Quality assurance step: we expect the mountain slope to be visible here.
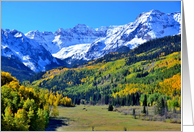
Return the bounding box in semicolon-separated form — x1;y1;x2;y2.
28;35;181;104
1;29;61;72
1;56;35;82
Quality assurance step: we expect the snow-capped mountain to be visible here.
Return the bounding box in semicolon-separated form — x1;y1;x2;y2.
25;9;181;62
25;24;107;54
85;10;181;60
1;29;60;72
1;9;181;72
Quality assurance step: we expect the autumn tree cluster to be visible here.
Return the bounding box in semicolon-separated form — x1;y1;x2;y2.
1;72;73;131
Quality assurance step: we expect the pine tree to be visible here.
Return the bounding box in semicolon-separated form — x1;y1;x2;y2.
108;104;113;111
155;97;167;116
133;108;136;119
131;93;135;106
143;94;147;106
142;105;146;114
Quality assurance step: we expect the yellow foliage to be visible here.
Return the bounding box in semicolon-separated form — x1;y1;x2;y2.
67;81;73;85
158;58;180;69
80;76;89;83
42;68;69;78
112;83;145;98
88;60;95;64
159;52;165;57
159;73;181;97
1;72;18;86
1;71;73;131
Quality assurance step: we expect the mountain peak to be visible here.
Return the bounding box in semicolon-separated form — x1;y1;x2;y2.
25;30;41;34
135;9;164;21
25;30;43;39
1;29;10;33
149;9;163;14
10;29;19;32
73;24;92;30
5;29;21;35
72;24;96;33
54;28;66;35
34;30;40;33
56;28;65;33
7;29;25;38
74;23;88;28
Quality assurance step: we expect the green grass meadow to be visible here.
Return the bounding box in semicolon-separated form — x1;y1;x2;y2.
47;105;181;131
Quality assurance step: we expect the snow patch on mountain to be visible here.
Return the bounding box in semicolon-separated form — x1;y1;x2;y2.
1;29;60;72
52;43;91;61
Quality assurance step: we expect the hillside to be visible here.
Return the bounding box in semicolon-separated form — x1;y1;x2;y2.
27;35;181;110
1;56;35;82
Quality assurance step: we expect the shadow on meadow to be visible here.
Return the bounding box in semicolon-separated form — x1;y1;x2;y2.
45;117;72;131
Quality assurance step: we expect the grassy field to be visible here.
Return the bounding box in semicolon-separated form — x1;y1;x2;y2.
45;105;181;131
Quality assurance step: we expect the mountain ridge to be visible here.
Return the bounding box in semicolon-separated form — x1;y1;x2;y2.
1;9;181;73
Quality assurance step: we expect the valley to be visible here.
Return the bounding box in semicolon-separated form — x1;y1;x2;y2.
1;34;182;131
46;105;181;131
1;9;181;131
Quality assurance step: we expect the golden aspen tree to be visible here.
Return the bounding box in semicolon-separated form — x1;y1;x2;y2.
13;109;30;131
2;107;14;130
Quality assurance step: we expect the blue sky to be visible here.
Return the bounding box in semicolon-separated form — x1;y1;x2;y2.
1;1;181;33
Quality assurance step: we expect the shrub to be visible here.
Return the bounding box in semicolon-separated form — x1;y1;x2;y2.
108;104;113;111
170;119;178;123
153;115;158;121
92;126;94;131
145;117;150;121
164;119;171;123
